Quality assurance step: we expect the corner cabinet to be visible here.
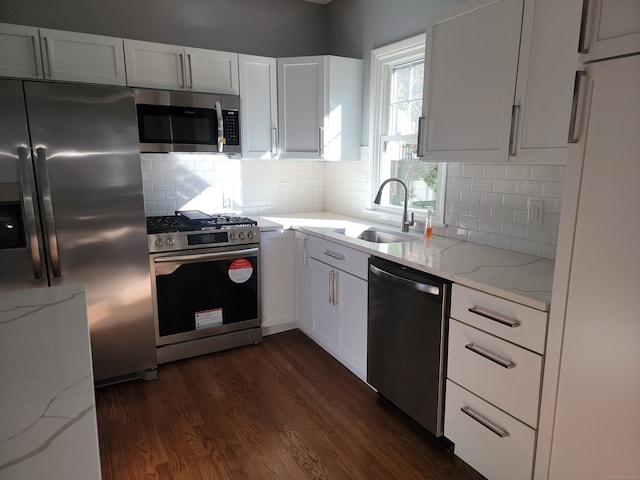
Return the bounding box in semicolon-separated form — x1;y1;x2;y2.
445;284;548;480
123;39;239;94
419;0;582;164
304;235;368;381
0;23;126;85
239;54;278;159
277;55;362;160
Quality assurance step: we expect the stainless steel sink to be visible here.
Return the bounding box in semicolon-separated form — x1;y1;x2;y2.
335;227;418;244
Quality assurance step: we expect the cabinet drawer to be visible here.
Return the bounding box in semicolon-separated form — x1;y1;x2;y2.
445;380;535;480
447;319;542;428
451;284;547;353
308;236;369;279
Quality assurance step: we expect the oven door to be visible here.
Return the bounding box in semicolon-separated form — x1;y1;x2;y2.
150;245;261;346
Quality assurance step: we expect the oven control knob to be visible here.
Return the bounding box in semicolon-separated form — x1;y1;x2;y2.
166;237;175;246
239;232;245;240
229;232;236;241
155;238;164;247
248;231;254;240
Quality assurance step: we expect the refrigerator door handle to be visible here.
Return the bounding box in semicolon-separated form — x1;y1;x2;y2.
17;147;43;279
35;147;62;278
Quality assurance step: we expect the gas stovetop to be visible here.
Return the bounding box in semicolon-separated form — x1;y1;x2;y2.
146;210;258;234
146;210;260;253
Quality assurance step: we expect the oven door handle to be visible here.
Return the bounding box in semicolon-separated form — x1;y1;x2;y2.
155;247;259;264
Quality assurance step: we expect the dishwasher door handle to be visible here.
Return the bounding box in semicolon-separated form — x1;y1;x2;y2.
369;264;440;296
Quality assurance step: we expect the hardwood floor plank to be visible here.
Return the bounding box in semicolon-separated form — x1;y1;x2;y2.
96;329;484;480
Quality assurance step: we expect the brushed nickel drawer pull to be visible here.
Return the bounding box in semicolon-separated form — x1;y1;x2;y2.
324;250;345;261
461;406;510;438
465;343;516;369
468;306;520;328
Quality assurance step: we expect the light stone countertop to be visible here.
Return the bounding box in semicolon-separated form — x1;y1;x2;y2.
257;212;554;311
0;284;101;480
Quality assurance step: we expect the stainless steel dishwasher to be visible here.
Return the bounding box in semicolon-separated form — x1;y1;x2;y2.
367;256;450;437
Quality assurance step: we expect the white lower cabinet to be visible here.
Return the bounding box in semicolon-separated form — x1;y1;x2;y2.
445;380;536;480
446;284;548;480
293;231;312;334
305;235;368;381
260;229;294;334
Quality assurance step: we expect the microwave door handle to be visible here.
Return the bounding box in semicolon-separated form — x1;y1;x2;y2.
215;100;224;153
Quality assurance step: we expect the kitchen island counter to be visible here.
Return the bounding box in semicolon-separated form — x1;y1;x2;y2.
0;284;101;480
259;212;554;311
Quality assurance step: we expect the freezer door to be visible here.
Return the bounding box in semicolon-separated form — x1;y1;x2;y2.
23;82;157;381
0;79;48;290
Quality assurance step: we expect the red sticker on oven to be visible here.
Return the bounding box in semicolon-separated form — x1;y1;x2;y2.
228;258;253;283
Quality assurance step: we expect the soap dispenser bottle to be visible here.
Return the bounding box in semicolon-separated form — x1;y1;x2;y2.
425;210;433;239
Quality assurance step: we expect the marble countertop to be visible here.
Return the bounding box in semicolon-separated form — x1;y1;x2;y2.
257;212;554;311
0;285;101;480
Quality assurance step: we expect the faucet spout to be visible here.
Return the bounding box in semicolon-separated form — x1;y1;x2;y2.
373;177;415;232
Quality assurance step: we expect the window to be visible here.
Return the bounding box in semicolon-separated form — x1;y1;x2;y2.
370;35;446;223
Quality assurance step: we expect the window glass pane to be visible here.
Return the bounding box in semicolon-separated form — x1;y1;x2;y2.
410;62;424;99
380;139;439;211
389;61;424;136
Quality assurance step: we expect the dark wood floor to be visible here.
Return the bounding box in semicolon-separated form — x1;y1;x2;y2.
95;329;484;480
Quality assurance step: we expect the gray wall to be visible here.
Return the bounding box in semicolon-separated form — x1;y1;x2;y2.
326;0;462;145
0;0;328;57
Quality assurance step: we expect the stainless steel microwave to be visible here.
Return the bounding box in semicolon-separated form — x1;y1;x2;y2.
134;89;241;155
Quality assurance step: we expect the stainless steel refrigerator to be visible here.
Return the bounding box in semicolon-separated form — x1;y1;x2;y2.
0;79;156;383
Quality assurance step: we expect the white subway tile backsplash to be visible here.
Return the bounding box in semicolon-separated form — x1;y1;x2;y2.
444;162;562;258
471;178;493;192
141;153;562;260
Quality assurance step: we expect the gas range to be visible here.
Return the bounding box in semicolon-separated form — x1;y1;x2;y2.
146;210;260;253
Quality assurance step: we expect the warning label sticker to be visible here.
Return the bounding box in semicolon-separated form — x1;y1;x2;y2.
228;258;253;284
195;308;223;329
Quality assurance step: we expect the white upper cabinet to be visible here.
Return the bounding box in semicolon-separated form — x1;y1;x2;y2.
578;0;640;62
512;0;582;164
124;39;239;94
420;0;582;164
0;23;126;85
277;55;362;160
239;54;278;158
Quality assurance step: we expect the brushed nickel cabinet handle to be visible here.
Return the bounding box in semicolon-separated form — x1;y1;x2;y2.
578;0;590;54
508;104;520;156
568;70;587;144
324;250;345;261
329;270;335;304
303;237;308;268
468;306;520;328
42;35;52;77
465;342;516;369
178;53;185;88
333;270;339;306
417;115;426;157
186;53;193;89
461;406;510;438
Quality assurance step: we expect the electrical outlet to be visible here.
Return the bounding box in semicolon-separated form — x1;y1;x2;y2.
528;200;544;226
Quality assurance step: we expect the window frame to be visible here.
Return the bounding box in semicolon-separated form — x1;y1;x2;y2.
368;34;446;224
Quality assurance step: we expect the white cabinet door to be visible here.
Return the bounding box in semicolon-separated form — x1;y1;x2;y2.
277;55;362;160
40;29;126;85
0;23;42;79
186;47;239;94
124;39;186;90
512;0;582;164
579;0;640;62
309;258;339;353
420;0;524;163
337;270;367;381
278;56;325;158
260;230;294;334
544;54;640;480
239;54;278;158
0;23;125;85
294;232;312;334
